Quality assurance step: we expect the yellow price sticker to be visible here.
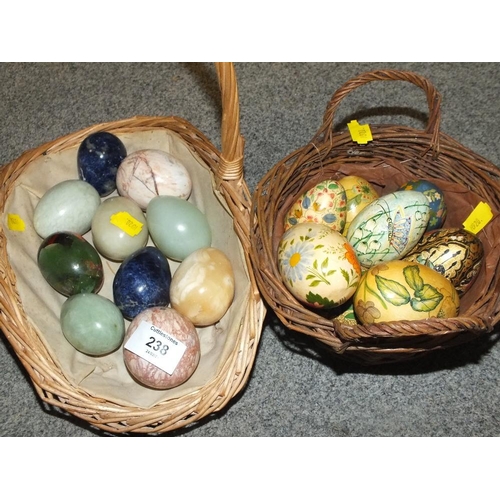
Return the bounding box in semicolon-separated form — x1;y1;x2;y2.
7;213;26;231
347;120;373;145
110;212;144;237
462;201;494;234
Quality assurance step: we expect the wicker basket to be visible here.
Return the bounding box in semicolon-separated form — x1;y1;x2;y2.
251;69;500;365
0;62;266;434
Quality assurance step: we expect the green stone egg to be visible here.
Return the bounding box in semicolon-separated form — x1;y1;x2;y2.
60;293;125;356
37;231;104;296
146;195;212;261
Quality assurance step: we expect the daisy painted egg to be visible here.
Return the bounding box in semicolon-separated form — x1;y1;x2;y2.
398;179;447;230
338;175;379;235
353;260;460;324
346;190;431;268
283;179;347;233
277;222;361;309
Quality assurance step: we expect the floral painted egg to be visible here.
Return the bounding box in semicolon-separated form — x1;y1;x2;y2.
403;227;484;296
353;260;460;324
346;190;431;268
283;179;347;233
398;179;447;230
338;175;379;235
278;222;361;309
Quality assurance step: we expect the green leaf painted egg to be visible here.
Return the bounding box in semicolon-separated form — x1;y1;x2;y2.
353;260;460;324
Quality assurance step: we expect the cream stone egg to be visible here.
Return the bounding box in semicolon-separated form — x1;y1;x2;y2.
170;247;235;326
278;222;361;309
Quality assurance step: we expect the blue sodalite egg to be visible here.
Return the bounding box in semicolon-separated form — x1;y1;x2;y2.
77;131;127;197
113;246;172;320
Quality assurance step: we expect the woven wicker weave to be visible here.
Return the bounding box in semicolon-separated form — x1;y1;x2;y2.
251;69;500;365
0;62;266;433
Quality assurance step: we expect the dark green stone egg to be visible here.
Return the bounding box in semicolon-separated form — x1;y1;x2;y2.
37;231;104;296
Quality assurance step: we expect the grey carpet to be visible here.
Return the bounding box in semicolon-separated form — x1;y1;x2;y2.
1;62;499;437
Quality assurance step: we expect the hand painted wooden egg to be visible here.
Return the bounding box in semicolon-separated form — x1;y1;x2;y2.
398;179;447;230
353;260;460;324
283;179;347;233
337;175;379;235
346;190;431;268
278;222;361;309
403;227;484;296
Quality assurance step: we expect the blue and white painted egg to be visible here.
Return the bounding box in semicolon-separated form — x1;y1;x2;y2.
398;179;447;230
346;190;431;268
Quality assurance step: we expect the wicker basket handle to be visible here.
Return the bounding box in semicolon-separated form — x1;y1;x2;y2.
215;62;245;183
321;69;442;153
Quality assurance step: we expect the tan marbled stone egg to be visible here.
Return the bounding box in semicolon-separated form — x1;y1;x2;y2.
116;149;192;210
170;247;235;326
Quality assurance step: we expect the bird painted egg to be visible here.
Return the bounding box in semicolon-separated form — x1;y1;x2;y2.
398;179;447;230
337;175;379;235
403;227;484;296
278;222;361;309
346;190;431;268
283;179;347;233
353;260;460;324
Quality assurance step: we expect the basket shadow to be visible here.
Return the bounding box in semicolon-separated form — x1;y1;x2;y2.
333;105;428;133
266;310;500;376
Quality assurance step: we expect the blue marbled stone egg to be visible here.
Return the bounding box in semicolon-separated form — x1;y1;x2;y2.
113;246;172;320
77;131;127;197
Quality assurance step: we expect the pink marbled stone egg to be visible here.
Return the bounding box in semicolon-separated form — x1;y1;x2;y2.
116;149;192;210
123;306;200;390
